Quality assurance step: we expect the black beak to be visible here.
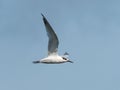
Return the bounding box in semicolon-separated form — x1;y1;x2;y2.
67;60;73;63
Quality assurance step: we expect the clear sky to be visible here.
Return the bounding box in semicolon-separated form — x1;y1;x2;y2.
0;0;120;90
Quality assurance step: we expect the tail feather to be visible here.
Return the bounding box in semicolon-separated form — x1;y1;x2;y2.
33;61;40;64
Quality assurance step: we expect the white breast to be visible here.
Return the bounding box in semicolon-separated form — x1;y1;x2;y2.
40;55;66;64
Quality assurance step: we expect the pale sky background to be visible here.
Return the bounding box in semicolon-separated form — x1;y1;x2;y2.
0;0;120;90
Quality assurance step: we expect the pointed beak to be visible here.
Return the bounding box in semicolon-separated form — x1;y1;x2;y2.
67;60;73;63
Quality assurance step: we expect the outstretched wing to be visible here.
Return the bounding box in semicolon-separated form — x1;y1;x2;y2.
41;14;59;55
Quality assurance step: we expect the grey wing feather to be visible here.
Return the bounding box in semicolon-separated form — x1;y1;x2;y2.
41;14;59;55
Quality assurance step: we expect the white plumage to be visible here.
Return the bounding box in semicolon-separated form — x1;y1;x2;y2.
33;14;73;64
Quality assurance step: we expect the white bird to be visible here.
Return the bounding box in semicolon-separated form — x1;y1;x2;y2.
33;14;73;64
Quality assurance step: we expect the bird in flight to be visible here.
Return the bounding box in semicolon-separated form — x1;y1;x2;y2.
33;14;73;64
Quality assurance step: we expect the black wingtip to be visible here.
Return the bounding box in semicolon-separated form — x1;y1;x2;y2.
64;52;69;55
41;13;45;18
41;13;48;24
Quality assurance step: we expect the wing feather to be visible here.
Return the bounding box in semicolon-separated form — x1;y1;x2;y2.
41;14;59;55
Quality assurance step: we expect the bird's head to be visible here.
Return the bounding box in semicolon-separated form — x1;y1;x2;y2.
62;57;73;63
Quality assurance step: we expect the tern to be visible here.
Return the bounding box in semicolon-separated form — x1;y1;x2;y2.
33;14;73;64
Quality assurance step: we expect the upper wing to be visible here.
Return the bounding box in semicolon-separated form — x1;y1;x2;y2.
41;14;59;55
63;52;69;58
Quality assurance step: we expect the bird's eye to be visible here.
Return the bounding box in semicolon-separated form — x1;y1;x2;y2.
62;57;67;60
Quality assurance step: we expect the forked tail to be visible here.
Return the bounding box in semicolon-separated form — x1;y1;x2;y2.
33;61;40;64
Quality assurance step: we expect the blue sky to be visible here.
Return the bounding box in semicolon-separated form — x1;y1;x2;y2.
0;0;120;90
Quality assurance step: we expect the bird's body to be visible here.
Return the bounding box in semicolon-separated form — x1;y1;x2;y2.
40;55;67;64
33;14;73;64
